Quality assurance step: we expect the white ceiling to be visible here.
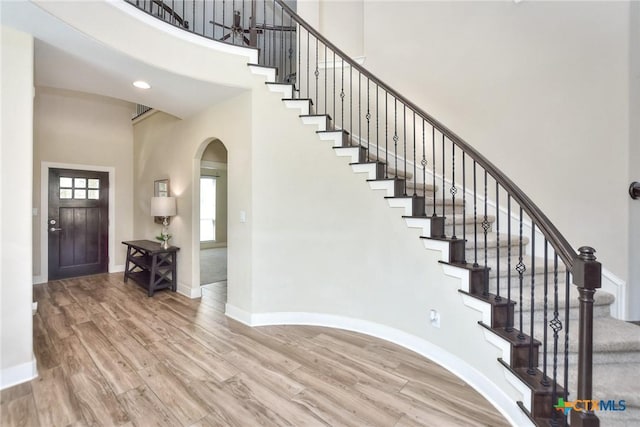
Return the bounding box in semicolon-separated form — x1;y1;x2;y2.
1;1;244;119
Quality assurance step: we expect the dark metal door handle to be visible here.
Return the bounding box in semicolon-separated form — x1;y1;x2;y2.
630;182;640;200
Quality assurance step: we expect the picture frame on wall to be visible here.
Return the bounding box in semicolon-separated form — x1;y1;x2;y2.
154;179;169;224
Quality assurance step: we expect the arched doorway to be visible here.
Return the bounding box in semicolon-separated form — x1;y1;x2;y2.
198;139;228;303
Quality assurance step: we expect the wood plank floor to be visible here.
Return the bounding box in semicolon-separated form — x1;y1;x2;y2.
1;273;510;426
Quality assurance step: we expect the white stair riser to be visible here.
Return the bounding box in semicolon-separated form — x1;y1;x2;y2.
334;147;362;163
301;115;330;131
248;64;276;81
266;83;293;98
283;99;312;115
318;131;347;147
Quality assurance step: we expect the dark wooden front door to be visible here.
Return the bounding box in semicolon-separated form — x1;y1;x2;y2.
48;168;109;280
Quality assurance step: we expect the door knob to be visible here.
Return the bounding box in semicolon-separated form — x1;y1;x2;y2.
630;182;640;200
49;227;63;232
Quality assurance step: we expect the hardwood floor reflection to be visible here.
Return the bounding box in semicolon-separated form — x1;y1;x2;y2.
1;273;509;426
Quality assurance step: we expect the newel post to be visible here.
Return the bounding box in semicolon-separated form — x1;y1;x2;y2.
570;246;601;427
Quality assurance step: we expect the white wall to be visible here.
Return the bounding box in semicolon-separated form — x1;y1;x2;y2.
303;0;634;317
33;87;135;280
1;26;37;389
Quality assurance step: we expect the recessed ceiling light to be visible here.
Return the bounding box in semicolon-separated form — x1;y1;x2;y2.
133;80;151;89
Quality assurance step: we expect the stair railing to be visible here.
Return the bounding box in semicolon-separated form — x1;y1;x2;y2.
124;1;601;424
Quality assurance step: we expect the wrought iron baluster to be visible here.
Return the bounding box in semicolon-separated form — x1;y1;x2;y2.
495;182;500;300
393;98;398;179
541;240;550;387
403;105;407;195
376;85;380;161
507;195;513;331
432;127;436;217
517;207;526;340
340;56;344;131
315;38;318;103
422;120;427;200
528;224;536;375
564;270;571;408
376;86;379;160
350;64;353;144
367;78;371;156
324;44;327;113
473;161;478;266
290;15;294;80
441;133;445;218
483;170;489;274
462;153;466;260
451;141;456;239
385;92;388;178
359;72;362;150
551;253;561;425
413;112;417;197
333;50;336;121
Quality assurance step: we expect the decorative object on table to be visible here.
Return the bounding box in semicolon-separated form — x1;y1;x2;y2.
151;196;176;249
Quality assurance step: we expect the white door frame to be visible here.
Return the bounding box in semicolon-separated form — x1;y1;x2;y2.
36;161;116;284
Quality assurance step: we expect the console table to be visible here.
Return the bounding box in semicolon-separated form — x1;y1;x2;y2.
122;240;179;297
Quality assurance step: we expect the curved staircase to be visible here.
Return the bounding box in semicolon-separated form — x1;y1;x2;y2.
123;1;640;425
254;68;640;426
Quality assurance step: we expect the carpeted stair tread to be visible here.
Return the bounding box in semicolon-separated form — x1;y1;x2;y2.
467;232;530;250
493;283;614;310
586;317;640;354
405;181;438;193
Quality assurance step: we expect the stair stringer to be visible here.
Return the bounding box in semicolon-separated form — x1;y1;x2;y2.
242;64;536;427
440;262;535;415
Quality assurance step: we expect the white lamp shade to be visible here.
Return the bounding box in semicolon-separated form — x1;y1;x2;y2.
151;196;177;217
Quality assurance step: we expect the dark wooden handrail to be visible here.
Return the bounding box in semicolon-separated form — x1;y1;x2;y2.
274;0;577;269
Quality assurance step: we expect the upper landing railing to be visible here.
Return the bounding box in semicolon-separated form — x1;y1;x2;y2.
125;1;601;425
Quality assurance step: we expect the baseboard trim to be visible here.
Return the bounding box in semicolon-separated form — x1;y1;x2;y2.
32;275;45;285
223;307;532;427
1;357;38;390
176;283;202;299
224;303;253;325
110;264;125;274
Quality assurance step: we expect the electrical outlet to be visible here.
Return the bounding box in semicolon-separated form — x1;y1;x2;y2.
430;309;441;328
